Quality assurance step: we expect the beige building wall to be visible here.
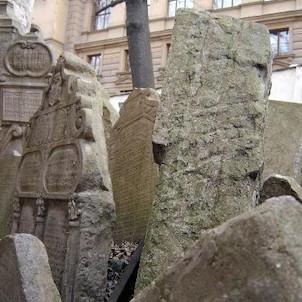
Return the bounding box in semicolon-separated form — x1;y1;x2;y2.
32;0;302;97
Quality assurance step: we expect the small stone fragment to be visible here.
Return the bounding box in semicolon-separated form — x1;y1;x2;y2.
259;174;302;204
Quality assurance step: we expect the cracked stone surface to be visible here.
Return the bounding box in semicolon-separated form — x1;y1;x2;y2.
133;196;302;302
136;9;272;291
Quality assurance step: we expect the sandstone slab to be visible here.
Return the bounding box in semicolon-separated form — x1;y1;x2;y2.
0;1;53;238
11;53;115;302
136;9;272;290
133;196;302;302
0;233;61;302
109;88;159;243
263;100;302;183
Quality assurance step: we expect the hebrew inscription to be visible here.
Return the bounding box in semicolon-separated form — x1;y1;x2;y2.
2;88;42;122
17;151;42;193
109;88;159;243
5;42;52;77
45;145;80;194
12;53;114;302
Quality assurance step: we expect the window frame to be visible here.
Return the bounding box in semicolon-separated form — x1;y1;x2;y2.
269;28;290;56
88;54;102;76
167;0;193;17
213;0;241;9
95;0;111;30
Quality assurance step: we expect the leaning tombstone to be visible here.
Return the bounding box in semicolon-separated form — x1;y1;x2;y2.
259;174;302;204
109;88;159;243
0;0;53;238
0;233;61;302
136;9;272;291
263;100;302;184
103;95;119;151
10;52;115;302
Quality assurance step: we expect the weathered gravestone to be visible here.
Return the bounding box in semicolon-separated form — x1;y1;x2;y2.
259;174;302;204
109;88;159;243
103;95;119;151
0;0;53;238
136;9;272;290
263;100;302;184
0;233;61;302
133;196;302;302
10;52;115;302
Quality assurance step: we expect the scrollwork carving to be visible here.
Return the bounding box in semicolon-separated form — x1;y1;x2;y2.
46;73;62;107
0;124;23;157
70;103;94;140
4;41;53;77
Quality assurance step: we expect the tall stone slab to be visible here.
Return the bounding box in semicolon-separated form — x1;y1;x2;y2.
133;196;302;302
109;88;159;243
0;1;53;238
11;53;115;302
0;233;61;302
263;100;302;184
136;9;272;290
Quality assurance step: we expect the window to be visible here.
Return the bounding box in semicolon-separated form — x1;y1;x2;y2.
95;0;111;30
167;0;193;17
89;54;102;75
270;29;289;56
213;0;241;9
124;50;131;72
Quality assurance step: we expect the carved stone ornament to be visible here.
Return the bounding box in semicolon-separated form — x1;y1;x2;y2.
36;196;46;217
68;199;81;224
4;41;52;77
0;124;23;157
45;73;62;106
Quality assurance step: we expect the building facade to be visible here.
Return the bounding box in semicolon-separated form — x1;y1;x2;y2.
32;0;302;107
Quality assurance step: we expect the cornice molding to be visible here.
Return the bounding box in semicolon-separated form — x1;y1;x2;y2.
243;9;302;24
75;29;173;52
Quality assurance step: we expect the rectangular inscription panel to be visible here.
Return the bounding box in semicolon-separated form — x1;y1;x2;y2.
2;88;42;122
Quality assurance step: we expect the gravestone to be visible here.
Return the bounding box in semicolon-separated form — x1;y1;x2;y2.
109;88;159;243
263;100;302;184
103;95;119;151
11;52;115;302
0;233;61;302
0;0;53;238
136;9;272;290
259;174;302;204
133;196;302;302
